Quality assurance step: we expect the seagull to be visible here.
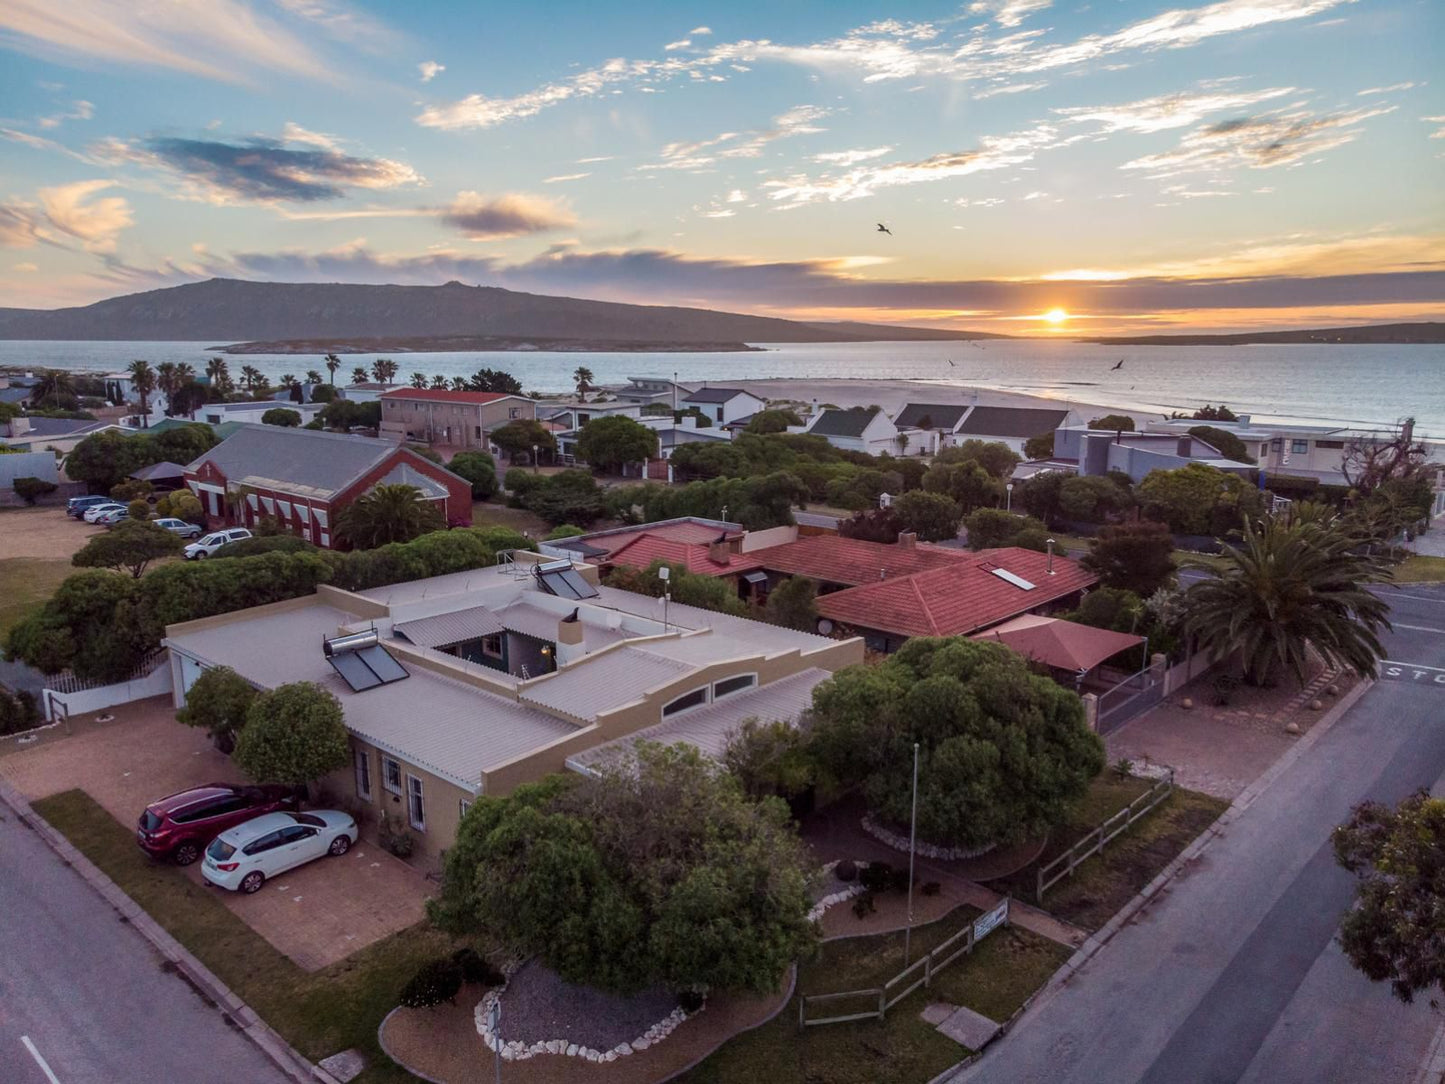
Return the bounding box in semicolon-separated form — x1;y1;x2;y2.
948;359;956;367
876;223;892;235
1111;358;1125;371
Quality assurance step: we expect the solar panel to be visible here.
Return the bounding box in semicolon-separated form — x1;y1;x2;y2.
357;644;409;683
537;568;600;600
990;568;1037;591
329;651;382;692
557;568;600;599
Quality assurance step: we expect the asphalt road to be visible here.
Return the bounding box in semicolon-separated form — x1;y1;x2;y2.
0;808;291;1084
959;582;1445;1084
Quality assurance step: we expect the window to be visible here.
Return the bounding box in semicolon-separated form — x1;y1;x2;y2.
1271;438;1283;451
459;798;472;820
1316;439;1345;449
279;825;315;844
354;748;372;801
663;687;709;717
243;831;285;856
1291;439;1309;454
509;407;522;419
481;633;504;659
716;407;724;421
382;756;402;796
475;425;482;439
713;674;757;699
407;775;426;831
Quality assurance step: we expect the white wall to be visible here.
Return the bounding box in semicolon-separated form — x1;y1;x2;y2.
44;663;173;721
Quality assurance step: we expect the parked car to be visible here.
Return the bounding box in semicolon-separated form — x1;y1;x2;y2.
94;507;130;526
153;517;202;539
136;783;299;866
202;810;358;894
82;502;126;523
183;528;253;559
68;495;113;518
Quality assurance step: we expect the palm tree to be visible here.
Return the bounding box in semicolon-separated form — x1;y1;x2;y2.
324;354;341;386
450;377;469;391
334;484;446;549
430;374;449;389
351;366;370;385
205;357;233;396
127;359;157;427
155;361;178;415
239;365;265;396
305;370;323;385
410;371;428;389
279;373;298;391
1185;512;1392;686
175;362;196;384
372;358;398;386
30;368;76;408
573;365;595;401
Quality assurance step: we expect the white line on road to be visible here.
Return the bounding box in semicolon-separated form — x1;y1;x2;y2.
21;1036;62;1084
1392;624;1445;634
1384;591;1445;603
1383;660;1445;673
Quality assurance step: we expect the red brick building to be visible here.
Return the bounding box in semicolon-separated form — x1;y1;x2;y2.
184;427;472;549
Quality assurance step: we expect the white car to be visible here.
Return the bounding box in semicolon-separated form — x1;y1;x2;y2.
201;810;358;894
94;507;130;526
83;502;126;523
183;528;253;559
153;517;202;539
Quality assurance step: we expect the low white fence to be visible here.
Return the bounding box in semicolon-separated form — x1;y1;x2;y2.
43;654;172;721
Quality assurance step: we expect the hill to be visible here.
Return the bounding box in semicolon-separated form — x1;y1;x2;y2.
0;278;1001;347
1081;322;1445;346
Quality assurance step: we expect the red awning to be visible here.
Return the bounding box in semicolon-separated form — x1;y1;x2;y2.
973;614;1143;672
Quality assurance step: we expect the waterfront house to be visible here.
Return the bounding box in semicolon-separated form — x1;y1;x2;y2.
379;388;536;450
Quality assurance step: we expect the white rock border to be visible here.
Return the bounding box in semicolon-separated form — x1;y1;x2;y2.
861;814;997;862
806;858;868;922
475;981;698;1063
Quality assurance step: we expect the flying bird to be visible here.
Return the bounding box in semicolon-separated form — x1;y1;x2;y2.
1111;358;1125;371
876;223;892;235
948;359;956;367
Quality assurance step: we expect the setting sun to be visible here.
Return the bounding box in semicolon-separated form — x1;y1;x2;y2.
1043;308;1070;325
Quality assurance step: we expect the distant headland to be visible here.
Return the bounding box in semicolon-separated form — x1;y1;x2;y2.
1081;322;1445;346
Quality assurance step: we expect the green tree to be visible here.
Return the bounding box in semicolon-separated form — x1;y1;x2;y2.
544;524;586;540
72;520;183;578
323;354;341;385
1058;475;1132;523
4;570;145;680
1137;463;1263;535
430;744;816;995
1191;404;1238;422
65;430;158;494
12;477;57;505
922;459;1001;514
936;440;1020;479
1015;470;1067;527
1185;512;1391;685
490;419;557;460
261;407;302;427
205;357;234;396
524;470;608;527
1081;521;1177;596
746;408;803;434
1088;413;1135;432
466;368;523;395
127;360;157;427
372;358;399;386
575;415;658;474
1023;432;1055;460
30;369;76;409
335;483;446;549
239;364;266;396
606;560;749;616
891;490;962;542
723;719;815;800
1189;425;1254;464
1333;791;1445;1005
351;366;370;385
963;508;1046;550
176;665;257;748
765;575;818;631
447;451;498;500
410;371;428;389
573;365;595;399
152;422;218;464
233;682;349;788
809;637;1104;850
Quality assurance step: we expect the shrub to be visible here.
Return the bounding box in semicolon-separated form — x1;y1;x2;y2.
447;451;498;501
451;947;504;987
12;476;58;505
233;682;349;788
852;892;877;919
859;861;894;893
109;479;153;503
921;881;941;897
379;812;415;858
398;958;464;1008
679;989;706;1014
834;858;857;883
0;687;42;736
963;508;1046;550
126;499;151;522
544;524;586;540
261;407;302;427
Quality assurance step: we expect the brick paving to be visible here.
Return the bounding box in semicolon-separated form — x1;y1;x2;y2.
0;696;430;971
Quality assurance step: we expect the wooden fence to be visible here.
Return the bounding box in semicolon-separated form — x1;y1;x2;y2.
798;898;1010;1028
1035;770;1175;904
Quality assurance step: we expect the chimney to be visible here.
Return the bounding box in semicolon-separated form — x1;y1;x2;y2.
1402;417;1415;445
1177;436;1192;458
708;539;730;565
897;531;917;550
557;609;583;647
1046;538;1056;575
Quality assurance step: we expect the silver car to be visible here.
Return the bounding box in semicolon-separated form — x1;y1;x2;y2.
83;502;126;523
201;810;358;894
153;517;202;539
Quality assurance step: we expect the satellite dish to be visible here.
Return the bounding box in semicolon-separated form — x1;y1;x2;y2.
817;619;835;635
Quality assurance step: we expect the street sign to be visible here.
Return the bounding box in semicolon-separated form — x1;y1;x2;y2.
973;898;1009;941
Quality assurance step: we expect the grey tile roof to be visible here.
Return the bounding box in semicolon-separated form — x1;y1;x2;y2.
130;461;187;481
566;667;829;772
393;604;505;648
187;426;403;500
683;387;751;404
895;403;969;429
11;417;109;437
375;462;450;499
809;408;880;438
957;406;1071;439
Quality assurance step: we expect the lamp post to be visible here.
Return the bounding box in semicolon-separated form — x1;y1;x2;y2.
489;998;502;1084
532;443;539;474
1005;482;1014;513
904;740;919;966
659;565;671;630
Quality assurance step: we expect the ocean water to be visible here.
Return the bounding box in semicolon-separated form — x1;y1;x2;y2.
1;338;1441;438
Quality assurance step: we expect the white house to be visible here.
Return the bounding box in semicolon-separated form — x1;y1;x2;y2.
614;376;696;409
542;401;642;430
800;406;901;456
198;400;328;427
680;386;767;426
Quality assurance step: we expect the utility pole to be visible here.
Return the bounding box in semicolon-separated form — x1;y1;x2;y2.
904;740;919;965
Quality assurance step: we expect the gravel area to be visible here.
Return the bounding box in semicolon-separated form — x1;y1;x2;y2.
499;961;680;1051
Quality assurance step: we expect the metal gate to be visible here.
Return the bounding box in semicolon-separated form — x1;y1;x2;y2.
1095;665;1163;734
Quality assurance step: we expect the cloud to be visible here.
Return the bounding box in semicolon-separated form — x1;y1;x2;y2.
271;0;398;51
97;132;423;203
664;39;691;51
13;261;39;272
418;60;445;82
279;122;342;150
0;202;47;249
690;26;713;36
646;105;830;170
1424;115;1445;140
1357;81;1419;96
812;146;893;165
438;192;576;238
37;99;93;130
37;179;132;251
416;57;658;129
0;0;328;84
1122;104;1393;177
543;172;591;184
969;0;1052;29
1055;84;1296;134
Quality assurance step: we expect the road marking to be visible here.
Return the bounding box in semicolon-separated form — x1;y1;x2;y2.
1383;590;1445;603
1379;661;1445;685
1383;660;1445;672
21;1036;62;1084
1392;624;1445;634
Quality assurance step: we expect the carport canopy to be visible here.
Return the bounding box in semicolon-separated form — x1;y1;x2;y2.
973;614;1144;672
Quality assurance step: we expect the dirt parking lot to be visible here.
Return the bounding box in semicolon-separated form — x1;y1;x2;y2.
0;504;104;560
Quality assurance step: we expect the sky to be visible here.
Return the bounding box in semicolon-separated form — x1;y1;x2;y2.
0;0;1442;335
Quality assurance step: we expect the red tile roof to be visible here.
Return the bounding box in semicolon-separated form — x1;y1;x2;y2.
591;521;735;558
380;388;521;405
815;546;1096;639
604;533;764;577
748;534;967;586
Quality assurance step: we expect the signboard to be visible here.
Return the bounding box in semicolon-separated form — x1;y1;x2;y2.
973;898;1009;942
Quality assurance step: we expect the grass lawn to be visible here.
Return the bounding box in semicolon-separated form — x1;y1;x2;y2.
987;773;1229;932
473;500;563;539
680;912;1069;1084
33;789;463;1084
0;556;76;637
1394;555;1445;583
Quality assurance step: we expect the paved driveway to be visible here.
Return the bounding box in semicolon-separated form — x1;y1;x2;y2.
0;696;430;971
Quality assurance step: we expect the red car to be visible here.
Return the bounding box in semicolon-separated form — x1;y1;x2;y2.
136;783;299;866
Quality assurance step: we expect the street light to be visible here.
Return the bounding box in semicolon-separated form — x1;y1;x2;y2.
904;741;919;966
532;443;539;475
658;565;671;630
1005;482;1014;513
